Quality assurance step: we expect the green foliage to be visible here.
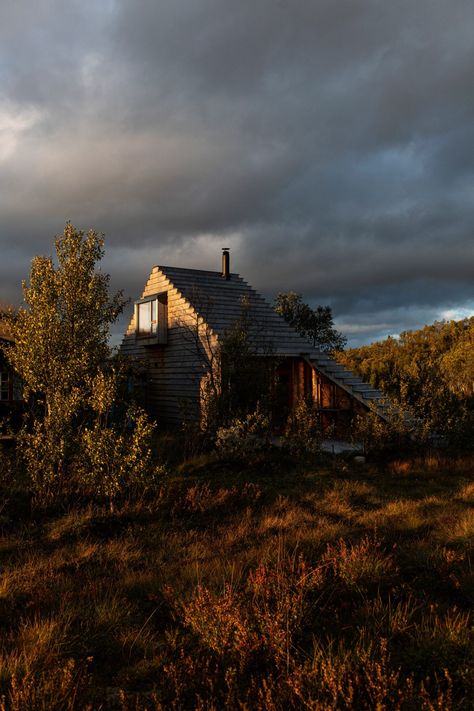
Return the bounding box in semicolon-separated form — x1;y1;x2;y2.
19;407;76;500
80;405;161;505
215;406;271;462
8;224;125;402
350;403;415;457
199;296;277;438
274;291;347;352
441;336;474;397
283;397;322;456
5;224;159;502
338;318;474;446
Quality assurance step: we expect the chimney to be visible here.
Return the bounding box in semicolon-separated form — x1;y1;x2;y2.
222;248;230;280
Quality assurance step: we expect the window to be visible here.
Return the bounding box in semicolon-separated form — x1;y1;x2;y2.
12;375;22;401
0;372;9;401
134;293;168;344
137;298;157;336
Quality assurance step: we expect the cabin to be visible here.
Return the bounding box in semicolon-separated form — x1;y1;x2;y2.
0;323;23;427
120;251;390;432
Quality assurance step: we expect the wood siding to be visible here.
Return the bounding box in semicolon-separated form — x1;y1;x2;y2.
120;268;218;425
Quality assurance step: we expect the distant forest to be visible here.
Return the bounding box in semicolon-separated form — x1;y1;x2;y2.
337;318;474;445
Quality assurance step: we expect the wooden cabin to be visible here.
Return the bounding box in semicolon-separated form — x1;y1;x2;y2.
0;323;23;426
120;252;390;432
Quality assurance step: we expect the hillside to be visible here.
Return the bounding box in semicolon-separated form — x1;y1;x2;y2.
336;318;474;443
0;448;473;709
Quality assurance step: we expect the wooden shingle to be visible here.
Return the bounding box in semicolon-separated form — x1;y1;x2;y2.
121;265;391;424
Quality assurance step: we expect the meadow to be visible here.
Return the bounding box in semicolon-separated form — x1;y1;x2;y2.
0;445;473;710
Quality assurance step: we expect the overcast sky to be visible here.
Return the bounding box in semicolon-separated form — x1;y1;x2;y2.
1;0;473;346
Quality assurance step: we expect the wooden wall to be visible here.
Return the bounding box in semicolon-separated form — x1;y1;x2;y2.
120;267;218;426
284;356;369;435
312;365;368;434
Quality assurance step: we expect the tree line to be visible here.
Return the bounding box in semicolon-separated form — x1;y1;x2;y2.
336;319;474;445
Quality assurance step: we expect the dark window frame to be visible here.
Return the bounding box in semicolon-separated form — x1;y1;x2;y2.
0;371;9;401
134;292;168;345
136;295;158;337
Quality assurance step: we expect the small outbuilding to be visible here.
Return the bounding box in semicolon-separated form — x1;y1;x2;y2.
0;323;23;425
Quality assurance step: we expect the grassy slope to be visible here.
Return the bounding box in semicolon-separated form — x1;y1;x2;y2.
0;451;474;709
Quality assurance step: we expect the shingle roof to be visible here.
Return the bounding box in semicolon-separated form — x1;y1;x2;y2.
157;265;315;356
156;265;393;421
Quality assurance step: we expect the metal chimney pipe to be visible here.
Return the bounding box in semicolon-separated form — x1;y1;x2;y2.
222;248;230;279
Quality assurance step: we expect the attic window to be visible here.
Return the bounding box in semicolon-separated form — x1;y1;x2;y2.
137;299;157;336
134;293;168;344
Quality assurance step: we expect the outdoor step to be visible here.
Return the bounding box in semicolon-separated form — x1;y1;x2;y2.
312;356;334;363
313;359;342;368
333;372;359;381
325;372;351;380
313;363;352;375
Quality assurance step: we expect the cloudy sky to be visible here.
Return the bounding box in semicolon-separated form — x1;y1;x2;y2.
1;0;473;346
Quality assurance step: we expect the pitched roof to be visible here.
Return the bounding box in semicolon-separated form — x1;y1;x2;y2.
147;265;394;422
157;265;315;357
0;320;14;343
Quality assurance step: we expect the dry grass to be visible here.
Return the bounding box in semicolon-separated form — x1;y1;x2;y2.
0;449;473;708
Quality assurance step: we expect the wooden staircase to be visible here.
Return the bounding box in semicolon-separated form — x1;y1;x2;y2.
307;353;394;422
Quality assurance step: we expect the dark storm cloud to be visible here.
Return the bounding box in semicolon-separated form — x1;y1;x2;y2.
1;0;473;345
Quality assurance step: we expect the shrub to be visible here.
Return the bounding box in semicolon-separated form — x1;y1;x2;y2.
282;397;322;456
350;403;415;457
323;535;397;593
80;406;163;507
182;552;318;671
215;407;271;462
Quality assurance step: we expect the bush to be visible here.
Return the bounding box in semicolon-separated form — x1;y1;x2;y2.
215;407;271;462
79;406;163;506
282;398;322;456
350;403;415;457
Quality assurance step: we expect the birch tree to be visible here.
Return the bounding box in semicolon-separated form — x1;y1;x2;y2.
8;223;128;497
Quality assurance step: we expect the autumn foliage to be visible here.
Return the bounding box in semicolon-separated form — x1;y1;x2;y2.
5;224;155;504
337;319;474;445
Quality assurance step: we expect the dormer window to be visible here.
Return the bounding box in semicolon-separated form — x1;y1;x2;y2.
137;299;157;335
135;293;168;344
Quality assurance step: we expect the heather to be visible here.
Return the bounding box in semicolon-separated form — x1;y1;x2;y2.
0;446;473;709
